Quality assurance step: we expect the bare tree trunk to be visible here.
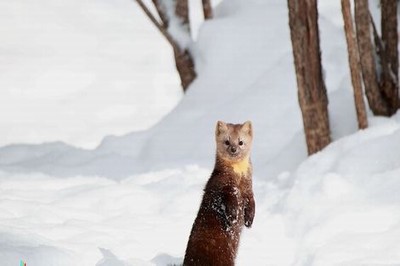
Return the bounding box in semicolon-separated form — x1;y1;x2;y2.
174;0;196;92
354;0;390;115
174;49;196;91
380;0;399;112
341;0;368;129
136;0;196;93
288;0;331;155
202;0;213;19
370;14;397;112
136;0;175;46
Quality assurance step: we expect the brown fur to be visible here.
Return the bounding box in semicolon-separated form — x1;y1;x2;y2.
183;121;255;266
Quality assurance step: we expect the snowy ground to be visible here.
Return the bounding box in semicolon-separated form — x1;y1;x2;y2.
1;0;400;265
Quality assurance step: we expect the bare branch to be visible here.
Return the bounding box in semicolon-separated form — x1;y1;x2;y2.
135;0;178;49
135;0;196;92
152;0;169;27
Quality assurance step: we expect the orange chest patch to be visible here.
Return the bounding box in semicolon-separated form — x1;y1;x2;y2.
231;159;250;176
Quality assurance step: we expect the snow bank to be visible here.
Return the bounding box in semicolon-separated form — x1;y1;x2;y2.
283;117;400;265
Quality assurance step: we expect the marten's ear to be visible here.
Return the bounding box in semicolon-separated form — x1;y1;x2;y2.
242;121;253;137
216;121;228;136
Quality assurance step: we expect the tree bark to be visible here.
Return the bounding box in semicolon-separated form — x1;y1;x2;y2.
174;0;196;91
174;48;196;91
288;0;331;155
354;0;390;115
380;0;399;112
202;0;213;20
341;0;368;129
135;0;175;47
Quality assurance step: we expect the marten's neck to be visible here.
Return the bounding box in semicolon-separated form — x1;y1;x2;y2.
215;155;251;176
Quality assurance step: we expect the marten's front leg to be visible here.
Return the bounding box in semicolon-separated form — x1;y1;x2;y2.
211;186;240;229
244;194;255;228
221;185;240;226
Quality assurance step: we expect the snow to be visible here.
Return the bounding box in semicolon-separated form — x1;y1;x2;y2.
283;118;400;265
0;167;208;265
1;0;400;265
0;0;182;149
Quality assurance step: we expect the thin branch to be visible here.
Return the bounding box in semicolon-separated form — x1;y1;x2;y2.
152;0;169;27
135;0;179;50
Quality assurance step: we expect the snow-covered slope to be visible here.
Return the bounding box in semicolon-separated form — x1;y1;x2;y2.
2;117;400;265
0;0;354;179
1;0;400;265
284;117;400;265
0;0;181;149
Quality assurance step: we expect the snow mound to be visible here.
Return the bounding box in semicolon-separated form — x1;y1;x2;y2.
283;118;400;265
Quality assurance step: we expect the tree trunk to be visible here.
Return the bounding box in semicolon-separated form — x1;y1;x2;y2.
354;0;390;115
137;0;197;93
288;0;331;155
174;48;196;92
175;0;190;33
174;0;196;92
380;0;399;112
202;0;213;20
341;0;368;129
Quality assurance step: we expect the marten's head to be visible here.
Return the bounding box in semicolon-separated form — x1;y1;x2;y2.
215;121;253;163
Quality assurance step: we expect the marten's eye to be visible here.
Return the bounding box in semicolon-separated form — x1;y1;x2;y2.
239;140;244;146
224;140;230;146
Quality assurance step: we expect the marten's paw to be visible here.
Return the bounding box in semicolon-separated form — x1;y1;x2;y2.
244;215;253;228
221;185;240;228
224;203;239;226
244;196;255;228
211;186;241;229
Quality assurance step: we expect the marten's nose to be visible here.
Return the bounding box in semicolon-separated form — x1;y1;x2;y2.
230;146;237;153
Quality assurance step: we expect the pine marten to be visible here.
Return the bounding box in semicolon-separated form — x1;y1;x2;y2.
183;121;255;266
